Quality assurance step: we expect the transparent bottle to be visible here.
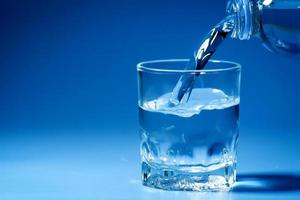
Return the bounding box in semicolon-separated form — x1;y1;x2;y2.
227;0;300;56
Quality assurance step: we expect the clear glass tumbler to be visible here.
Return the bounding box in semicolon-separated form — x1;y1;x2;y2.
137;59;241;191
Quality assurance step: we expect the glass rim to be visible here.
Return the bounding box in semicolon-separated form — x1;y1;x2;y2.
137;59;241;73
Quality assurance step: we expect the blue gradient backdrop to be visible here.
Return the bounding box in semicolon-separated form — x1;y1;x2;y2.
1;0;300;199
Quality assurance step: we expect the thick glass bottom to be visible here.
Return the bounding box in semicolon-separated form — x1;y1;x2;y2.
142;161;236;191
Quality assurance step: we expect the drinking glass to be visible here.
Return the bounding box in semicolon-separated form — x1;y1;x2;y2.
137;59;241;191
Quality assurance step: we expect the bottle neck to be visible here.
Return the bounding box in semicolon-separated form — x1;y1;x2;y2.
227;0;261;40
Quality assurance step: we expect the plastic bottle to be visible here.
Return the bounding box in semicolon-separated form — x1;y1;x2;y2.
227;0;300;56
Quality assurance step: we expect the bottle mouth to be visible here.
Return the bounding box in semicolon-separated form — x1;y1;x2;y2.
227;0;252;40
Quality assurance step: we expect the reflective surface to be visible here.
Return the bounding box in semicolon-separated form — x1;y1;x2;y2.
0;128;300;199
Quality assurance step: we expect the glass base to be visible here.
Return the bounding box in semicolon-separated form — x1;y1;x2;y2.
142;161;236;191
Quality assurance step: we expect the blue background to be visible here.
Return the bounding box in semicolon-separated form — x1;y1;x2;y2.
1;0;300;199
